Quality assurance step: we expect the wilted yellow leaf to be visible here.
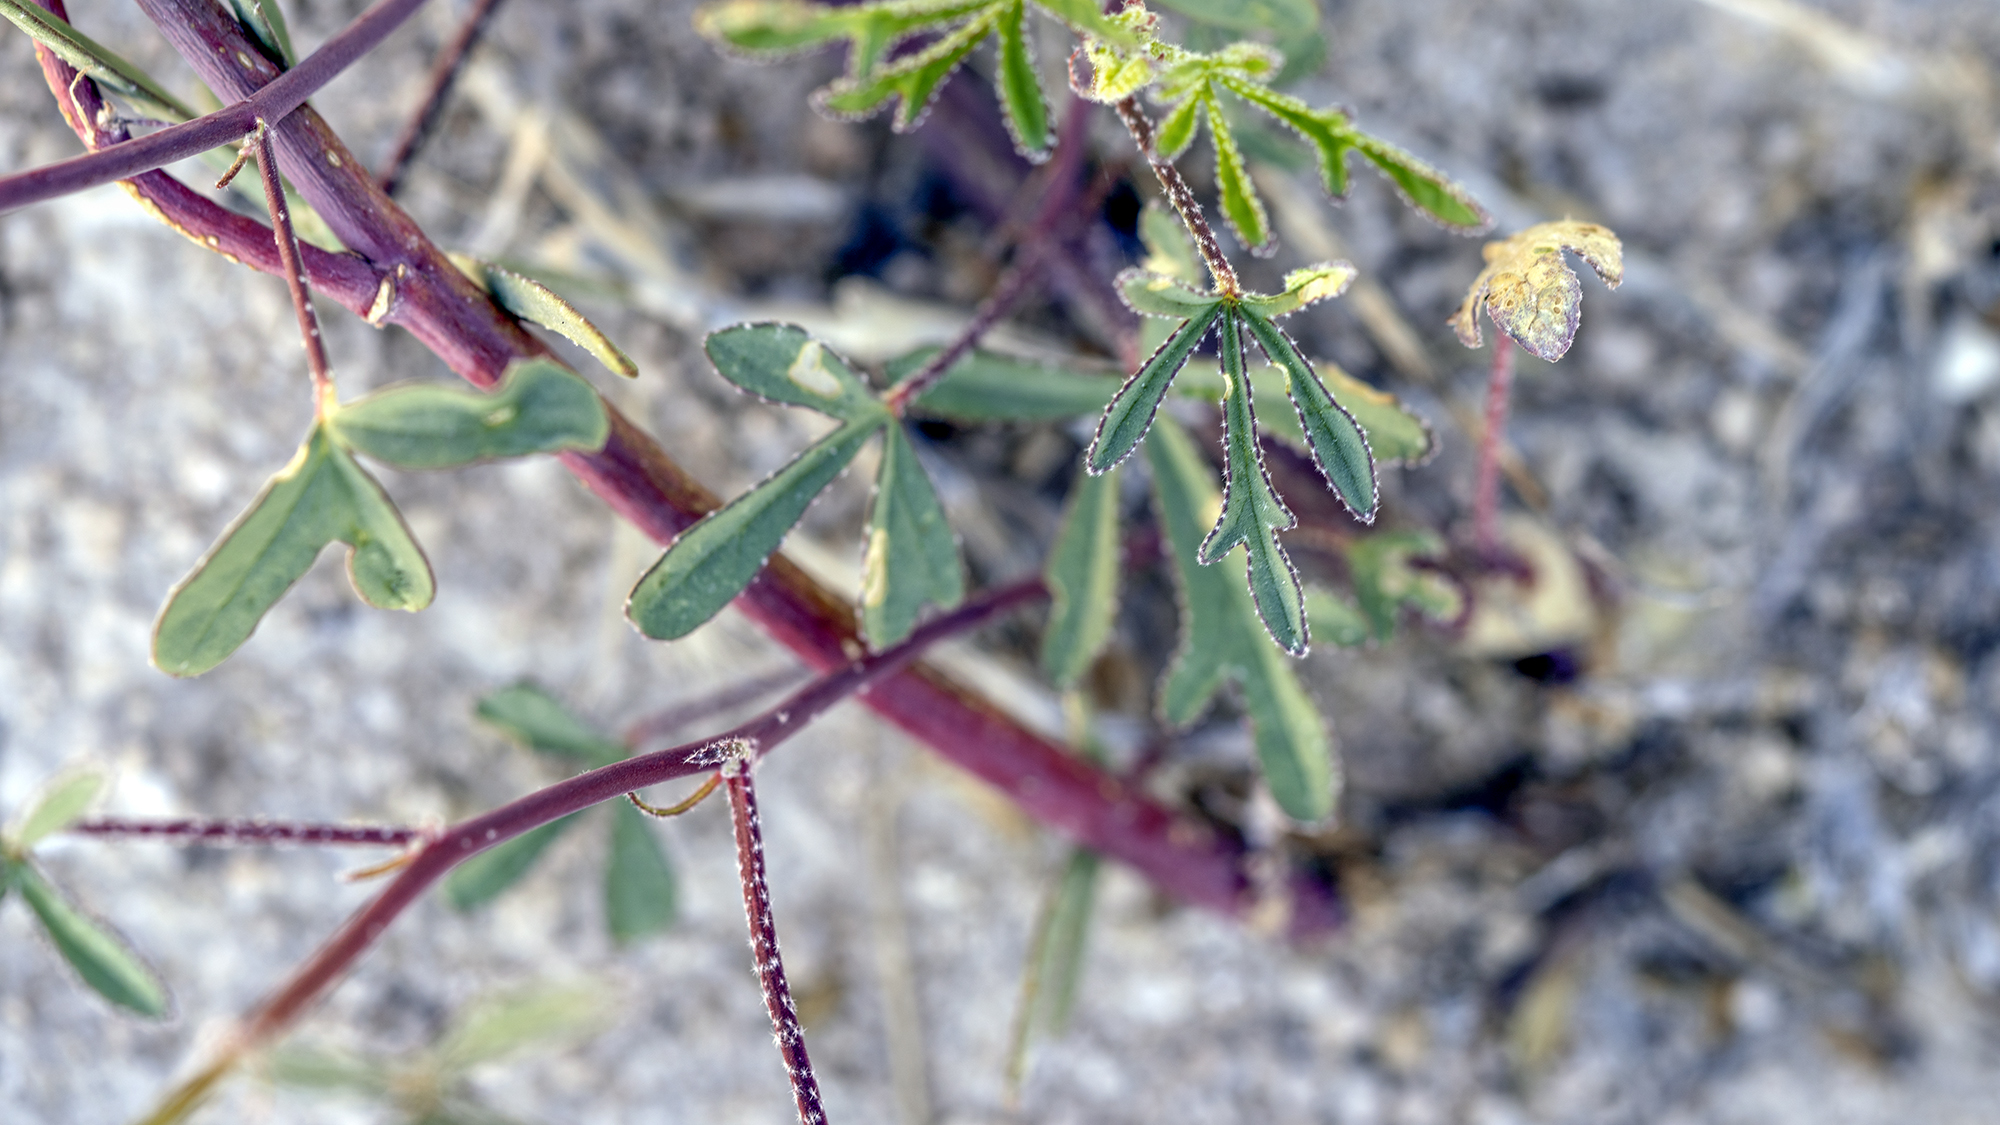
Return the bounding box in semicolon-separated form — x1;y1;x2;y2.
1449;221;1623;361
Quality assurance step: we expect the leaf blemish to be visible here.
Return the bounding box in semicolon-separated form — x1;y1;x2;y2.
861;527;890;607
786;340;843;399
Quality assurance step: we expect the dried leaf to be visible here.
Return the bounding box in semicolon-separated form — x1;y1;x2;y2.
330;359;610;469
604;801;677;943
1040;465;1122;687
1450;221;1624;361
453;257;639;378
153;428;434;678
861;426;965;648
627;417;884;640
14;862;169;1017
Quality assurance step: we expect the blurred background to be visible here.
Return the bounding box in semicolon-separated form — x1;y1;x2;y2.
4;0;2000;1121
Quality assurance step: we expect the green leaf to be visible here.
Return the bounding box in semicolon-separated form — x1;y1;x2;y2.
474;683;626;768
704;323;887;423
628;416;884;639
1238;311;1378;521
1040;465;1122;688
6;767;107;851
1087;301;1222;474
1319;363;1433;465
1346;530;1461;641
438;983;612;1070
1153;95;1202;161
604;801;677;944
861;426;965;649
443;814;585;912
1149;0;1317;33
1028;0;1138;45
454;258;639;379
225;0;294;67
1238;262;1356;320
0;0;198;123
15;862;168;1017
1025;848;1098;1033
992;0;1049;159
695;0;988;72
1139;201;1202;286
1302;585;1372;648
329;359;610;470
1146;416;1335;822
818;7;996;130
1219;77;1489;231
153;427;434;678
890;349;1121;422
1197;312;1306;655
263;1046;391;1094
1203;93;1273;254
1116;269;1223;320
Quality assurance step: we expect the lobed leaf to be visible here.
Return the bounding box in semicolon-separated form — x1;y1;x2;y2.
1450;220;1624;361
1318;363;1433;465
6;767;107;851
454;258;639;379
1346;529;1462;640
330;359;610;470
14;862;169;1017
861;426;965;648
1203;94;1273;254
0;0;197;123
1146;417;1335;821
153;428;434;678
890;348;1121;422
1116;269;1223;320
1238;311;1378;521
604;801;677;944
816;7;995;130
628;417;884;639
1087;301;1222;474
705;323;886;422
475;683;626;768
1039;465;1122;687
1238;261;1356;320
443;814;584;911
1198;312;1306;654
992;0;1050;159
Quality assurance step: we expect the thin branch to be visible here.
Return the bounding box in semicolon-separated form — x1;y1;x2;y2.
377;0;507;196
67;817;421;847
1112;94;1240;297
137;576;1049;1121
623;665;809;751
883;97;1093;414
0;0;431;214
726;754;829;1125
252;120;336;409
1474;333;1515;561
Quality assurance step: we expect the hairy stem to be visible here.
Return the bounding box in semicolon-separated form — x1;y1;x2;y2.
1474;333;1514;561
1112;95;1239;297
0;0;430;213
137;578;1047;1120
726;755;829;1125
251;120;335;408
377;0;507;196
67;817;420;847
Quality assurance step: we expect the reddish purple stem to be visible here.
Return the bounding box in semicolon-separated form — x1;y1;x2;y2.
68;817;420;847
726;759;829;1125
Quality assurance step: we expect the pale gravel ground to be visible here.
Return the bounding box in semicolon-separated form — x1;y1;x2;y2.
7;1;2000;1124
